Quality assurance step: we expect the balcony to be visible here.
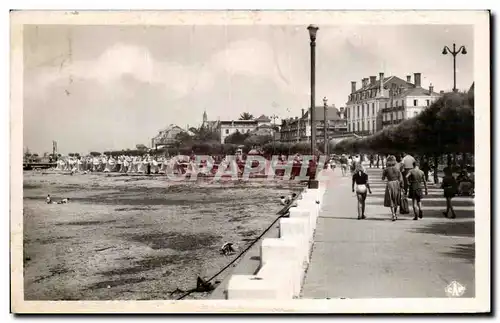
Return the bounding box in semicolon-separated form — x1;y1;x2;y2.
381;105;405;113
381;120;404;126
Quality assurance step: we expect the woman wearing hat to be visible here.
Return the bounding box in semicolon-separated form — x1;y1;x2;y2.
382;155;404;221
352;163;372;220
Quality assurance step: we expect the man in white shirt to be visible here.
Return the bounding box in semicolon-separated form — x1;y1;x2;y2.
401;153;416;193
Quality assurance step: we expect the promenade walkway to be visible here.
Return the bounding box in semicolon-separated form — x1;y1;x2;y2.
301;164;475;298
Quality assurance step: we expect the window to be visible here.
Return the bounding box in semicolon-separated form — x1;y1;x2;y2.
372;120;376;133
348;124;350;132
225;129;229;134
357;106;360;118
426;100;430;106
362;105;364;118
385;103;388;109
372;103;375;115
357;122;360;131
391;113;394;121
413;99;418;106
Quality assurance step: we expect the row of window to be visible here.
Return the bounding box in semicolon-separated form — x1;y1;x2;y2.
348;89;378;103
347;102;378;120
348;98;432;120
347;120;377;133
223;128;252;135
382;110;420;121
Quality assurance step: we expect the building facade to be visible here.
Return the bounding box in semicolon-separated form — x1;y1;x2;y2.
151;124;186;148
346;72;442;133
203;113;274;144
280;105;348;144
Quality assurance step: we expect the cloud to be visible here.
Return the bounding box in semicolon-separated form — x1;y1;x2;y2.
26;43;215;100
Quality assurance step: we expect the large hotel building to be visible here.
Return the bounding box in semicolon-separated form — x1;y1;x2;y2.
346;72;442;133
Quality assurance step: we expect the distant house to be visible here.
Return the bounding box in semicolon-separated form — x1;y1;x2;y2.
201;111;275;143
346;72;442;132
151;124;186;148
280;105;348;143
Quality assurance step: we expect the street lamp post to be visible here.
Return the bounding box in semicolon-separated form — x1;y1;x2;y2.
307;24;319;189
323;97;328;156
442;43;467;92
271;114;278;155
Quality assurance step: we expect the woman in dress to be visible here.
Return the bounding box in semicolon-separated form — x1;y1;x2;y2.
442;167;458;218
382;155;404;221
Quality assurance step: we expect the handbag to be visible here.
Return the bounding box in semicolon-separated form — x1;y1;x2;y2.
399;193;410;214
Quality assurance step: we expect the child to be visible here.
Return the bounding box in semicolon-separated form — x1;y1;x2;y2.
57;198;70;204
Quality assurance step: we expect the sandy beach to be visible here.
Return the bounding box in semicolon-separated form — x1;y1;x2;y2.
23;171;303;300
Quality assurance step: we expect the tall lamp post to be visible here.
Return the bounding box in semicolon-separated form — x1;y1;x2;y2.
307;24;319;189
442;43;467;92
323;97;328;156
271;114;278;155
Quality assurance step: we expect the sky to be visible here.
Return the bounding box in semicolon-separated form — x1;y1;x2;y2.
23;24;474;154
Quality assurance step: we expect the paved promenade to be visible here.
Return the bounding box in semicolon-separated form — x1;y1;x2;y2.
301;164;475;298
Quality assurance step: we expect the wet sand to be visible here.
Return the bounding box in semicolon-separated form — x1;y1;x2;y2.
23;171;303;300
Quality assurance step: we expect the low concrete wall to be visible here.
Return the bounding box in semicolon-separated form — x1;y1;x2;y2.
224;170;330;299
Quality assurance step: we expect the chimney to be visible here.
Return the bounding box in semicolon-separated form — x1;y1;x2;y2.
379;72;385;96
370;76;376;85
414;73;421;87
429;83;434;94
339;107;345;119
406;75;411;83
301;108;305;117
351;81;356;93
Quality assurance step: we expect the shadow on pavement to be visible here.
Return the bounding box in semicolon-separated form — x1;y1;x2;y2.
362;203;475;219
408;220;475;237
441;243;475;264
321;216;411;221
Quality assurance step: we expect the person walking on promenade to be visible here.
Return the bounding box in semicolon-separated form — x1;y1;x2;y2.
421;157;430;183
369;154;374;168
352;163;372;220
340;154;348;176
442;168;458;218
347;155;354;175
406;162;428;220
382;155;404;221
401;152;416;194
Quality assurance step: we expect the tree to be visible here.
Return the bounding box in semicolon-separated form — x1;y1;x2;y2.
239;112;254;120
244;134;273;147
224;131;249;145
189;126;220;142
136;144;148;151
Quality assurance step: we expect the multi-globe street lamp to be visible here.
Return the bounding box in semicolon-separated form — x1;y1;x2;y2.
307;24;319;189
442;43;467;92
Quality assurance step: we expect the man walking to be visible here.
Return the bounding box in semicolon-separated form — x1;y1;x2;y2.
401;152;416;194
406;162;428;220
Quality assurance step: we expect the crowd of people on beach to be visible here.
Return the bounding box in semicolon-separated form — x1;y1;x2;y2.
349;153;475;222
50;153;335;178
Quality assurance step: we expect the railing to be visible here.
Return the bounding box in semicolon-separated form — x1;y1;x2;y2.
381;106;405;113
